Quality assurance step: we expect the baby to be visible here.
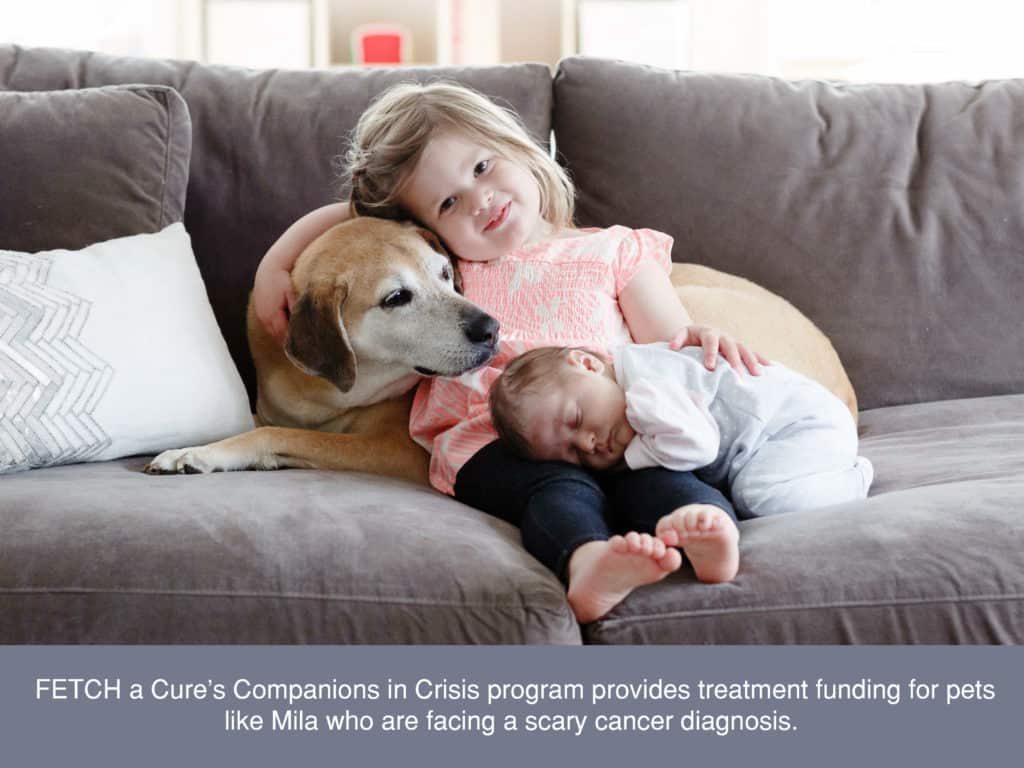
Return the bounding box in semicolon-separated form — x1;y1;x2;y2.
490;342;873;576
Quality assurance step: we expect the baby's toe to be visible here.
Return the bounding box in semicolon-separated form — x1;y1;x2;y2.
657;528;681;547
658;547;683;572
651;537;667;558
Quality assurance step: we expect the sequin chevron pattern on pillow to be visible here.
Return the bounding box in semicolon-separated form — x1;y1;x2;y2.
0;252;114;469
0;224;253;473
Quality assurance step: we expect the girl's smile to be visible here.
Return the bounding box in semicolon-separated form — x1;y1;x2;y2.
484;202;510;232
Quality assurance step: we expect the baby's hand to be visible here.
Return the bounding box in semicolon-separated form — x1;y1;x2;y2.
253;265;297;345
668;325;771;375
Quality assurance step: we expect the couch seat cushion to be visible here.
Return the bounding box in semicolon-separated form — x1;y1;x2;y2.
585;394;1024;644
0;459;579;644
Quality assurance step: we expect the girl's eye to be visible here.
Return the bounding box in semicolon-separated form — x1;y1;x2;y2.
439;196;455;214
381;289;413;309
474;160;489;176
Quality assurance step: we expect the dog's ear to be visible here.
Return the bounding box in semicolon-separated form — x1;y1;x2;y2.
284;281;357;392
417;227;463;294
416;227;445;255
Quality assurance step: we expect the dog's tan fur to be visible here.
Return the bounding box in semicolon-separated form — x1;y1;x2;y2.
145;219;856;485
144;217;497;484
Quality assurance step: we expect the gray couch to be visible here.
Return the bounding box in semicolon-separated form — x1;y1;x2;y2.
1;45;1022;643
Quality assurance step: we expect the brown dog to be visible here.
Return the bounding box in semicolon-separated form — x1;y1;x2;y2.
144;217;498;484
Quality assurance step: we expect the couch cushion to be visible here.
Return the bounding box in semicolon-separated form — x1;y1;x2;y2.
553;56;1024;411
0;458;580;644
0;44;555;407
0;83;190;252
585;394;1024;644
857;393;1024;494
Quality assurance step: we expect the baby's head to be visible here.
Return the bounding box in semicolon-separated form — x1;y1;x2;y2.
345;82;574;261
490;346;636;471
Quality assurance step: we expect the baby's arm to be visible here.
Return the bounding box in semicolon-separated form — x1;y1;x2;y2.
619;261;768;374
622;377;720;471
253;202;351;343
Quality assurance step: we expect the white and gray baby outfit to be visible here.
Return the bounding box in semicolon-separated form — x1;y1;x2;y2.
613;343;873;518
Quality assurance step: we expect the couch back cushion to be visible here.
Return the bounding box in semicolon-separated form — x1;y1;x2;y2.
0;84;190;252
0;45;554;403
553;56;1024;410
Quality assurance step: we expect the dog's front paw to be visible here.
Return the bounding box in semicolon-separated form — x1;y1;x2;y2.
144;447;217;475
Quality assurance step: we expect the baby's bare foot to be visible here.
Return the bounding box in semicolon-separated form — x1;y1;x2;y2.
656;504;739;583
566;534;682;624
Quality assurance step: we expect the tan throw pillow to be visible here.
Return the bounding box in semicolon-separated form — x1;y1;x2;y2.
671;263;858;419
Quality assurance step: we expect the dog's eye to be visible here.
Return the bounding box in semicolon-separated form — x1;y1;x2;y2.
381;289;413;309
440;265;451;282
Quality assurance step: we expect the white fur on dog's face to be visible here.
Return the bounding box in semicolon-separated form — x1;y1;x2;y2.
341;228;497;377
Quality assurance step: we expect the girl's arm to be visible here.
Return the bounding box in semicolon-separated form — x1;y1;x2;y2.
253;202;351;343
619;261;769;374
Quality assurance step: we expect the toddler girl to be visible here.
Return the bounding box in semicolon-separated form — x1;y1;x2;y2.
253;82;768;624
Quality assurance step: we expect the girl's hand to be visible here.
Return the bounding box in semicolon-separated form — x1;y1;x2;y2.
668;325;771;375
253;264;297;345
252;202;353;345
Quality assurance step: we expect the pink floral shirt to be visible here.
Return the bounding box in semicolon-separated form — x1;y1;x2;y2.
409;225;673;494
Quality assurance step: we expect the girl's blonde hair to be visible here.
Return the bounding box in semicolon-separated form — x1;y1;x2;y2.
344;81;574;229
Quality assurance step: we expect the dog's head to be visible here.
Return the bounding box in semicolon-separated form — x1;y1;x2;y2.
285;217;498;392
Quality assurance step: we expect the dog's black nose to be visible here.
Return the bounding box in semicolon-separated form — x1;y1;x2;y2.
463;311;499;345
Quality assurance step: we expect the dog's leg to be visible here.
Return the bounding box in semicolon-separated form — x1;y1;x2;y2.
143;428;312;475
144;426;430;484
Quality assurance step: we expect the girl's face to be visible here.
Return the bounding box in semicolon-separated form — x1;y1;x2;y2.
522;352;636;471
399;131;549;262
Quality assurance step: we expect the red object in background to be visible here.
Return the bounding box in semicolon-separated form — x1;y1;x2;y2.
352;24;412;65
361;33;401;63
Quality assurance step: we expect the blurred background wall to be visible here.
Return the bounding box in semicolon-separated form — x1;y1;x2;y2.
4;0;1024;82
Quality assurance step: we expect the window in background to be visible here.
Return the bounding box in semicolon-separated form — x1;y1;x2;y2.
577;0;689;70
768;0;1024;82
4;0;1024;82
2;0;181;59
686;0;1024;82
204;0;312;68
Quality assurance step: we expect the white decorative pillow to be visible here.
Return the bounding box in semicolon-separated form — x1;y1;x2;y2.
1;223;254;473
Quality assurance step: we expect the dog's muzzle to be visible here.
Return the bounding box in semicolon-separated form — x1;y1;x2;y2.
414;308;500;376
